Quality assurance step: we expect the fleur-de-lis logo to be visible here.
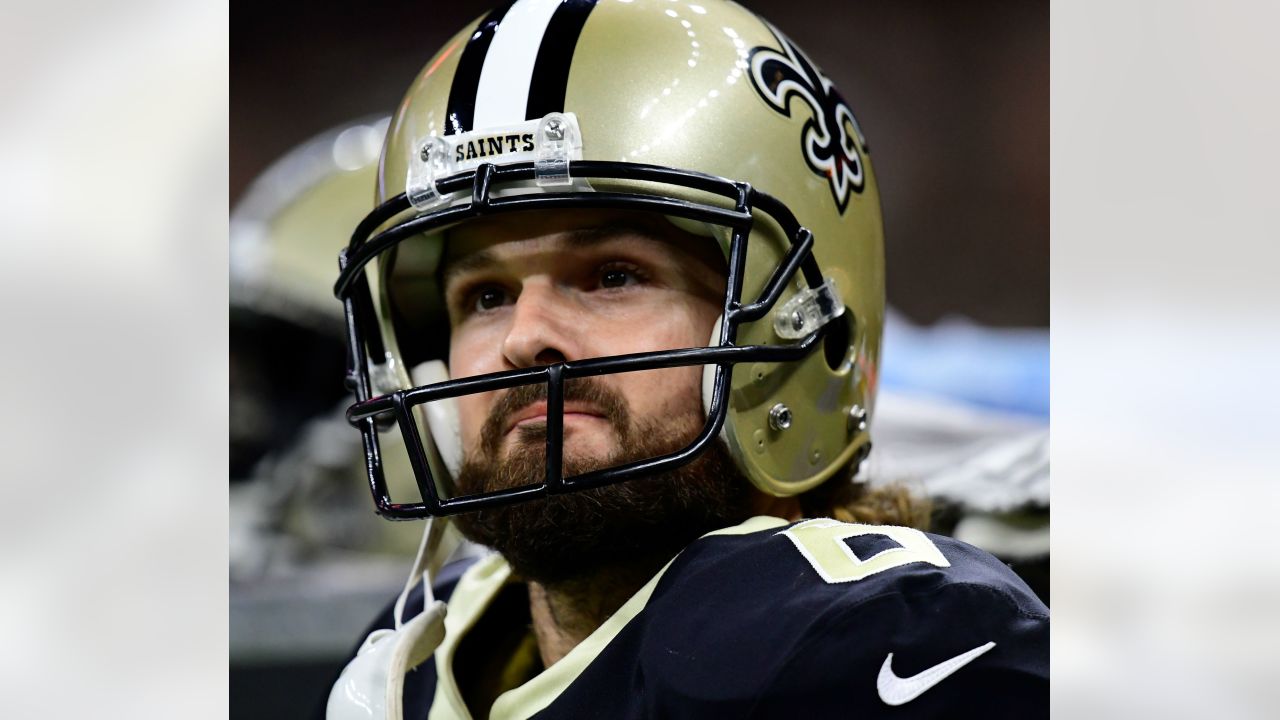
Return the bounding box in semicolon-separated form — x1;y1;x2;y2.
748;27;869;214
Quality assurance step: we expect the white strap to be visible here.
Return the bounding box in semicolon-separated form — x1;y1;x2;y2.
394;516;463;628
329;517;459;720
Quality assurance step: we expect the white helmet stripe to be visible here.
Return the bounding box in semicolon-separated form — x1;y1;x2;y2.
473;0;566;130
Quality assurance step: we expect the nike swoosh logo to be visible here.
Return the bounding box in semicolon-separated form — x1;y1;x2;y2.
877;641;996;705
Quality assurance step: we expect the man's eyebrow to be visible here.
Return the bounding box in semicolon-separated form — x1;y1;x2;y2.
441;221;675;286
441;247;499;287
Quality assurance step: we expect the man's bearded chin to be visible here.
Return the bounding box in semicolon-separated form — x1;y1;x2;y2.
453;378;754;586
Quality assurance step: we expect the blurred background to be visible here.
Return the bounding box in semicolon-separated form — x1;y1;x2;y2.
230;1;1047;716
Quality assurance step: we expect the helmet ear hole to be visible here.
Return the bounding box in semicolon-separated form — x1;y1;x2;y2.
823;309;854;371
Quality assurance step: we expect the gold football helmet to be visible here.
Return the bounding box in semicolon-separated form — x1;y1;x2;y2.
335;0;885;518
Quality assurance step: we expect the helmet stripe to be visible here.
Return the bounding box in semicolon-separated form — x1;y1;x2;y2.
473;0;570;130
445;1;514;135
525;0;599;121
446;0;599;135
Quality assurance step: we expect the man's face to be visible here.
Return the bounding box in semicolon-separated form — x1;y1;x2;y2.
438;209;753;583
443;209;726;469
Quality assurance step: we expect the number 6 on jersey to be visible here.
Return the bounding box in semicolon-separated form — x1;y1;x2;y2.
780;519;951;584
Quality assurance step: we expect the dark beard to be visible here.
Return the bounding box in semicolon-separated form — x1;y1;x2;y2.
453;377;753;586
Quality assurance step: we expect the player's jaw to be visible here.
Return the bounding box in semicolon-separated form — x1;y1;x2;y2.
452;385;753;585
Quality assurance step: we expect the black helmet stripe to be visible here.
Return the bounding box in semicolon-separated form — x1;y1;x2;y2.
446;2;514;135
525;0;599;121
445;0;599;135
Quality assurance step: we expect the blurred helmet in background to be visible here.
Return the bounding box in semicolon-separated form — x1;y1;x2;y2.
231;116;425;575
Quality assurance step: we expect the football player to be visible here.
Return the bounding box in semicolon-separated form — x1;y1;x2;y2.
324;1;1048;717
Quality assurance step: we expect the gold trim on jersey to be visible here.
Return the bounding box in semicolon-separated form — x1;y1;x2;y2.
428;515;790;720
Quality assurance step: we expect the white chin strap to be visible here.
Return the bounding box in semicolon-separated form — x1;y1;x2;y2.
325;361;465;719
325;363;464;719
326;517;460;720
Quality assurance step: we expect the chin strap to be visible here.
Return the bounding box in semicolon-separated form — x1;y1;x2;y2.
327;517;461;720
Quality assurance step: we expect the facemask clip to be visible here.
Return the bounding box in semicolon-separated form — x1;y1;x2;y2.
774;277;844;340
406;138;450;211
534;112;583;187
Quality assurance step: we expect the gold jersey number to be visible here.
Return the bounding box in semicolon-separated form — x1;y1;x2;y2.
779;518;950;584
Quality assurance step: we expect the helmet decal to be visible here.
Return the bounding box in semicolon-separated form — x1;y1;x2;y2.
446;0;599;134
748;25;869;214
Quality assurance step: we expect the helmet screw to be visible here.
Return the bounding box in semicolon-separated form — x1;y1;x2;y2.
847;404;867;434
419;143;432;162
790;311;805;332
768;403;793;431
545;117;565;140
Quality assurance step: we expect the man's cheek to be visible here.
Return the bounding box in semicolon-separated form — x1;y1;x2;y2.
650;321;712;353
652;367;708;420
456;396;487;450
618;374;689;427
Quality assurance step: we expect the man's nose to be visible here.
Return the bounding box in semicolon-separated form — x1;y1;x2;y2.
501;281;578;368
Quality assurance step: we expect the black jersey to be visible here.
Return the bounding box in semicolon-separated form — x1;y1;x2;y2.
346;515;1048;719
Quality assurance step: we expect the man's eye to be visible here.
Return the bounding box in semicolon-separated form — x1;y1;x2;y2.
474;287;509;311
601;270;629;288
599;264;643;289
